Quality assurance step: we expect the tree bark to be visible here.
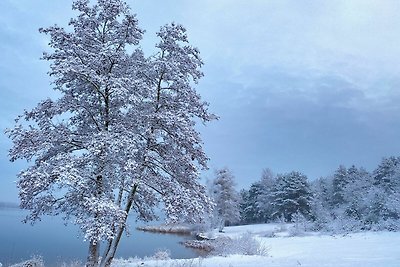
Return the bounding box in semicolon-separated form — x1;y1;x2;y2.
86;241;100;267
99;183;138;267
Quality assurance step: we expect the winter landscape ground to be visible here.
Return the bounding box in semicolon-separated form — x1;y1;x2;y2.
109;224;400;267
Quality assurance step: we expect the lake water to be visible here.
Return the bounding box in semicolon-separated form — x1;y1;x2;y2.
0;208;198;266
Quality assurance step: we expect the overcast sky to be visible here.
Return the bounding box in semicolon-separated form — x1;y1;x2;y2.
1;0;400;202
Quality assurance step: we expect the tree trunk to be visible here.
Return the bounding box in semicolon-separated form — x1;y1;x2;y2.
87;174;103;267
99;225;125;267
86;242;100;267
99;183;139;267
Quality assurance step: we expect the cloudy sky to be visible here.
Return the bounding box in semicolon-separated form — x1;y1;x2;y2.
1;0;400;202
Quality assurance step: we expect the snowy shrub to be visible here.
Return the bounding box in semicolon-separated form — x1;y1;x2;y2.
111;258;203;267
211;236;235;255
289;212;313;236
151;249;171;260
321;211;365;234
345;218;366;232
233;232;268;255
370;218;400;231
277;215;288;232
183;232;267;256
9;256;44;267
213;232;268;256
60;260;84;267
309;214;329;232
110;257;141;267
263;230;276;237
169;259;203;267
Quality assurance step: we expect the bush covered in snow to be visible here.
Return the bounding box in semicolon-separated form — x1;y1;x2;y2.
9;256;44;267
151;249;171;261
183;232;267;256
60;261;84;267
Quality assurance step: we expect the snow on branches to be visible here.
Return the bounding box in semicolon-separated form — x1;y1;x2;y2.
5;0;216;266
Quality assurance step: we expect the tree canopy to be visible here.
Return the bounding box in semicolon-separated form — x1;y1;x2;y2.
6;0;216;266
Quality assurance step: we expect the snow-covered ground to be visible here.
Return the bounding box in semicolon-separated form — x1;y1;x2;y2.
112;223;400;267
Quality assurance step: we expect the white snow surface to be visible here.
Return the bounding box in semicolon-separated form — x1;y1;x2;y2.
112;223;400;267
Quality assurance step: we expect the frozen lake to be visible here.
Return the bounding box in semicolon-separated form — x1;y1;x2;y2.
0;207;198;266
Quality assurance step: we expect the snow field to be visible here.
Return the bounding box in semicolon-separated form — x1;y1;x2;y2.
113;224;400;267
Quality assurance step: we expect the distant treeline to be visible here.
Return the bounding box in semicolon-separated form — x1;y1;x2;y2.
238;156;400;232
0;201;19;209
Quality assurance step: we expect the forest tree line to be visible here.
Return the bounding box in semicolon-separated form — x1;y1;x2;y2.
209;156;400;233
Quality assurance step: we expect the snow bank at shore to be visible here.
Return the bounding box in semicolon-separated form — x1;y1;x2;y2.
113;223;400;267
6;224;400;266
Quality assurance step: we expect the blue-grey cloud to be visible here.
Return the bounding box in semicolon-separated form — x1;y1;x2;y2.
2;0;400;200
199;63;400;187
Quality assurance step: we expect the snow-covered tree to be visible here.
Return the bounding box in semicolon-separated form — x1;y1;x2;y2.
309;159;400;232
342;166;372;221
239;169;276;224
310;177;334;229
239;182;263;224
332;165;348;207
373;156;400;193
256;168;276;222
210;168;240;231
271;171;313;222
6;1;215;266
239;189;251;223
370;157;400;224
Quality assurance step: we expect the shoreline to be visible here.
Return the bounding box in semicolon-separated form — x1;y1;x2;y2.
136;224;194;235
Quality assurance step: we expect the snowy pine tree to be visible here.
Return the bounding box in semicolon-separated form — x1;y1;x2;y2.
309;159;400;232
239;183;263;224
342;166;372;222
239;169;276;224
6;1;215;266
210;168;240;232
332;165;348;207
271;171;313;222
373;156;400;193
370;157;400;225
254;169;276;222
310;177;334;229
